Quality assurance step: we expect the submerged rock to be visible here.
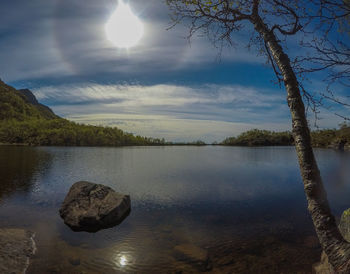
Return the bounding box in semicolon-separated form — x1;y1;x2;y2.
0;228;36;274
174;243;212;271
68;257;81;266
59;181;131;232
313;209;350;274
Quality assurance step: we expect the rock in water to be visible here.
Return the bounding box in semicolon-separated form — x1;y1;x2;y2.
59;181;131;232
0;228;36;274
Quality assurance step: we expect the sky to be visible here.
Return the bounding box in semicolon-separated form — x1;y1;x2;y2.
0;0;349;142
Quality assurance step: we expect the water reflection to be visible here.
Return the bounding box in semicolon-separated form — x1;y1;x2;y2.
28;146;304;206
115;253;131;268
315;149;350;213
0;146;348;273
0;146;52;203
119;255;127;266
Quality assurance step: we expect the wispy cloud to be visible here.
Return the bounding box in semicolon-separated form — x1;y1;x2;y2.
34;83;284;108
33;83;291;142
67;114;291;143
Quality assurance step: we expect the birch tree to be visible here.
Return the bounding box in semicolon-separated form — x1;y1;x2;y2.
166;0;350;272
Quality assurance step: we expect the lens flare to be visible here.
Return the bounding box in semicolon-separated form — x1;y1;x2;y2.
105;1;144;48
119;255;127;266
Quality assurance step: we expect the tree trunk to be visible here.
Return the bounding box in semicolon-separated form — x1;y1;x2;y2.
252;15;350;273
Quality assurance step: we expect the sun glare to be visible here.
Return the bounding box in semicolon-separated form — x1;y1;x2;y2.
105;1;144;48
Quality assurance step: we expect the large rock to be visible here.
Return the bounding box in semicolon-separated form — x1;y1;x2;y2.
59;181;131;232
0;228;36;274
313;209;350;274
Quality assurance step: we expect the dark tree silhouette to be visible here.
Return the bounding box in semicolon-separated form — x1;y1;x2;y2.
295;0;350;120
166;0;350;271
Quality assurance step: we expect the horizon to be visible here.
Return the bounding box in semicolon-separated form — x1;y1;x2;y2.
0;0;349;142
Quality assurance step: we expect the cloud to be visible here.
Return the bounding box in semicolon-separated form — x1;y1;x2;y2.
2;0;347;142
0;0;262;82
32;83;291;142
33;83;287;119
34;83;285;105
0;1;72;82
66;114;291;143
32;81;350;141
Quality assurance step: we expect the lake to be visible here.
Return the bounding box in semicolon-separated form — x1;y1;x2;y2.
0;146;350;273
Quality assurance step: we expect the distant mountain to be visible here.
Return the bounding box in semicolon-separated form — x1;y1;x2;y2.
0;79;57;121
0;79;165;146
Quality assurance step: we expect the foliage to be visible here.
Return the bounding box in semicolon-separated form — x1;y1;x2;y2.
187;140;207;145
0;80;164;146
310;123;350;148
222;126;350;147
221;129;293;146
0;80;57;121
0;119;166;146
310;129;337;148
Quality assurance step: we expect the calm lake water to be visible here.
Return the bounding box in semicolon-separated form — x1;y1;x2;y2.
1;146;350;273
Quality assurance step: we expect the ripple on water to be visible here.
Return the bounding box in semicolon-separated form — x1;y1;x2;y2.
1;146;349;273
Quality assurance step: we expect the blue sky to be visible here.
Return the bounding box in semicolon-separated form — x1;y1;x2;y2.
0;0;349;142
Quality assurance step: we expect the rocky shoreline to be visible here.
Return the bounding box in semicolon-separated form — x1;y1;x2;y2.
0;228;36;274
1;180;350;273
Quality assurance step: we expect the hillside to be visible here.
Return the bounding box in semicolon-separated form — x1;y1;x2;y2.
221;129;293;146
0;79;57;121
221;128;350;150
0;79;164;146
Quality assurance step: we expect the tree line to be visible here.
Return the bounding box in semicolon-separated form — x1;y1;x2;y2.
0;119;166;146
221;125;350;149
0;80;165;146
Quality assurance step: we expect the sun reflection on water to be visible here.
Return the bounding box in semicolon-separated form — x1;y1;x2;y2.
115;253;131;268
120;255;127;266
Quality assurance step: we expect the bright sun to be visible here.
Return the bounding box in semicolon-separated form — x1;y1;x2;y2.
105;1;144;49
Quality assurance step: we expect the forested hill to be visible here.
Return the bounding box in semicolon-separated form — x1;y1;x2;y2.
221;128;350;150
0;79;165;146
0;79;57;121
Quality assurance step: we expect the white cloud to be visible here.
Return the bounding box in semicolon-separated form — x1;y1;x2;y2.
34;83;284;107
32;83;290;142
66;113;290;143
33;81;350;141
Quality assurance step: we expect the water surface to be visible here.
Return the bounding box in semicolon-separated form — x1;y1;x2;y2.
0;146;349;273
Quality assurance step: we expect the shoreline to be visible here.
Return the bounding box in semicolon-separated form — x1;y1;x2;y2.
0;143;29;146
0;142;348;151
